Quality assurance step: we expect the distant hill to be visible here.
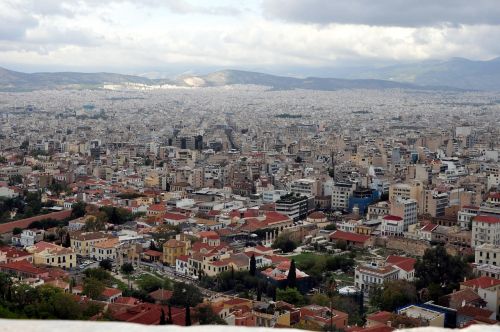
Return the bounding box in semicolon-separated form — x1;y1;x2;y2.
0;67;158;91
344;57;500;90
176;69;435;90
0;66;449;92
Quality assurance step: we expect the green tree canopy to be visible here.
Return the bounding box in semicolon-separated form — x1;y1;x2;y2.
169;282;203;308
276;287;305;306
272;234;298;253
370;280;417;311
415;245;469;300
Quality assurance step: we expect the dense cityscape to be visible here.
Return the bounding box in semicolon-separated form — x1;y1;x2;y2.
0;83;498;331
1;1;500;331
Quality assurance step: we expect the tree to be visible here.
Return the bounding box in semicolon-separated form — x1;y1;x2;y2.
63;232;71;248
12;227;22;235
287;259;297;288
121;263;134;289
335;239;347;251
83;278;105;300
415;245;469;300
370;280;417;311
169;282;203;308
276;287;305;306
324;223;336;231
196;304;227;325
167;304;173;324
71;201;87;219
249;254;257;276
185;304;192;326
272;234;297;253
137;275;171;293
159;308;166;325
99;259;113;271
310;293;330;306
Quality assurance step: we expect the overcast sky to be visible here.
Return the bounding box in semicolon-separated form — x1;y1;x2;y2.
1;0;500;75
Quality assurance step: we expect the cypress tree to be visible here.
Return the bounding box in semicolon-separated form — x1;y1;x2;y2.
185;304;191;326
159;308;166;325
287;259;297;289
249;254;256;276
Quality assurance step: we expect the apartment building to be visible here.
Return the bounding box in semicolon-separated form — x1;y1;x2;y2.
475;243;500;266
331;182;355;210
471;215;500;247
390;198;418;231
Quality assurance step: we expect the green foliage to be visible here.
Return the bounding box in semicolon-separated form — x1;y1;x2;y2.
275;113;303;119
370;280;417;311
8;175;23;186
136;274;171;293
71;201;87;219
0;280;95;320
415;245;469;300
199;270;258;293
330;294;363;326
84;268;112;281
295;254;354;285
116;192;145;199
249;254;257;276
272;234;298;253
99;206;133;225
28;218;67;230
287;259;297;288
12;227;22;235
335;239;347;251
83;278;105;300
310;293;330;306
276;287;306;306
120;263;134;275
169;282;203;307
99;259;113;271
324;223;336;231
196;304;227;325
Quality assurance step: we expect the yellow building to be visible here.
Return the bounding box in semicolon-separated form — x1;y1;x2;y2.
163;239;189;265
70;231;111;257
27;241;76;270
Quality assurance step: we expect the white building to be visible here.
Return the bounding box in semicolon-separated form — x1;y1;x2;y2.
390;198;418;231
458;206;479;230
471;215;500;247
354;262;399;296
331;182;355;210
11;229;43;247
262;190;289;203
381;215;404;236
475;243;500;266
290;178;318;197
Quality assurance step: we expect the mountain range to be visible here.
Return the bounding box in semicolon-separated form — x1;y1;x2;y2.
341;57;500;91
1;57;500;92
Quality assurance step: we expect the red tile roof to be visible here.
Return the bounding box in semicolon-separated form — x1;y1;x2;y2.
462;276;500;289
330;230;371;243
473;215;500;224
163;212;188;220
383;215;403;221
367;311;393;324
386;255;416;272
421;223;438;232
0;210;72;234
102;287;122;298
0;260;48;277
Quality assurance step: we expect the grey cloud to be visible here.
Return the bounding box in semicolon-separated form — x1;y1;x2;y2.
262;0;500;27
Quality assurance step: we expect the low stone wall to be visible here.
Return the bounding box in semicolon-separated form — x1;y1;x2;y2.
375;237;430;256
375;237;466;257
0;319;497;332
